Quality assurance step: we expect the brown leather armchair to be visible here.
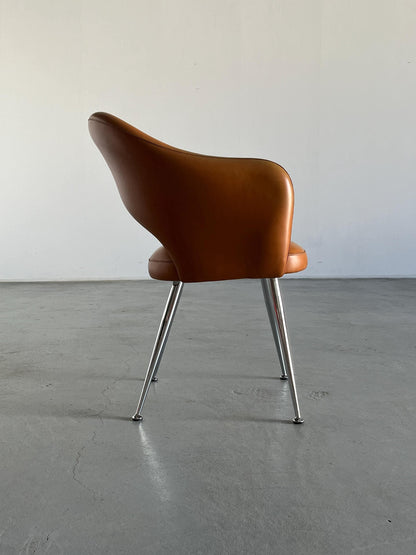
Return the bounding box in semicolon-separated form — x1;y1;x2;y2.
89;112;307;423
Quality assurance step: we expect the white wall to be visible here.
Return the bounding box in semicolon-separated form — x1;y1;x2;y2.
1;0;415;280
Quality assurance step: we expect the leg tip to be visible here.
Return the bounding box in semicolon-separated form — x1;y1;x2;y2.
131;414;143;422
151;376;158;382
292;417;304;424
280;375;288;381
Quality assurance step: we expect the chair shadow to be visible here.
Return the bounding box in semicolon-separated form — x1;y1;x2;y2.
14;407;295;425
94;375;279;381
95;413;295;425
183;414;295;425
183;374;280;381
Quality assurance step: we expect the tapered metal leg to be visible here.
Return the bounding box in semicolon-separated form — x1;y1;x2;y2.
261;278;304;424
261;279;288;380
132;281;184;421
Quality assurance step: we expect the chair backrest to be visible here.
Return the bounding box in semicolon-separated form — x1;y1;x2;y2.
88;112;294;282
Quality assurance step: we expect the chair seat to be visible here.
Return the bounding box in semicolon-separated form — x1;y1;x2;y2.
148;242;307;281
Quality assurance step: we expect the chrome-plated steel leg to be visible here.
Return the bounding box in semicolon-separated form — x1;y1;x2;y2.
261;278;304;424
261;279;288;380
132;281;184;422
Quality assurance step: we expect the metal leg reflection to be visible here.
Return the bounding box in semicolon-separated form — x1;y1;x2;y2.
261;278;304;424
132;281;183;421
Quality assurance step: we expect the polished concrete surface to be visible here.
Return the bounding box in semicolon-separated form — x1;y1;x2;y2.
1;279;415;554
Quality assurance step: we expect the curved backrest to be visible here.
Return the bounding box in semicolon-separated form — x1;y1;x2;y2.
88;112;295;282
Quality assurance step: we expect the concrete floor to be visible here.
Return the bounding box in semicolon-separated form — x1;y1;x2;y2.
0;279;415;554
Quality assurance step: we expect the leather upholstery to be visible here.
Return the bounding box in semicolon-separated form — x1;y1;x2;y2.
284;242;308;275
149;242;307;281
88;112;307;282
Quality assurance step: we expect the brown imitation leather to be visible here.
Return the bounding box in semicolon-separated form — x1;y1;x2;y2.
149;242;307;281
284;242;308;275
88;112;307;282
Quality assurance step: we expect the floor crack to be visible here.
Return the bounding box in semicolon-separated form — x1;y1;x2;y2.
71;432;102;502
92;360;135;421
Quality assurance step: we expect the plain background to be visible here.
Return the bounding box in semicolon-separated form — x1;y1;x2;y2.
1;0;415;280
